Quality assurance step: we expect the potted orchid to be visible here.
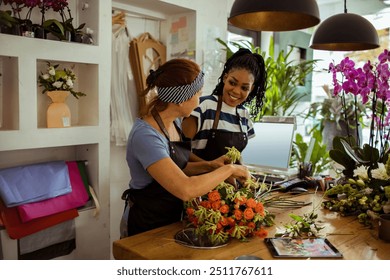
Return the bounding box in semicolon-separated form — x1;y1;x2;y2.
323;49;390;226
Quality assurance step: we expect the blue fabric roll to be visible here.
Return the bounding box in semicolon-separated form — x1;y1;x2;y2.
0;161;72;207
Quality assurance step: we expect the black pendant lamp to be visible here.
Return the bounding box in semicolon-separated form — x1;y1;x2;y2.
310;0;379;51
228;0;320;32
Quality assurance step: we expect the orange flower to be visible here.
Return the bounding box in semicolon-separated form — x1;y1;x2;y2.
234;209;243;220
227;217;236;227
220;216;228;226
243;207;255;220
247;221;255;229
254;228;268;238
246;198;257;208
211;200;221;210
234;196;247;205
219;204;229;214
208;190;221;202
254;202;264;214
200;200;211;209
186;208;194;217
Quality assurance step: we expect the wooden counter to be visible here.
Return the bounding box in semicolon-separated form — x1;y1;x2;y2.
113;192;390;260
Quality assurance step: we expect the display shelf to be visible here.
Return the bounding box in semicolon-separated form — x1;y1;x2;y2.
36;59;99;128
0;0;111;259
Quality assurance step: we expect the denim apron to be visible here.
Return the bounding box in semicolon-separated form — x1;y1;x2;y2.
196;96;248;161
121;109;191;237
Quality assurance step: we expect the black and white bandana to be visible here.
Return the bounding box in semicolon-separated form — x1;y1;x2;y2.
157;71;204;104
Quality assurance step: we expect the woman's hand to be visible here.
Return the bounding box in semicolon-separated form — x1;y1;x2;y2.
209;155;231;170
230;164;250;184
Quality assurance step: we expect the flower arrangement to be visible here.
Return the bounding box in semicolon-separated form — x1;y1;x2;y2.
183;146;274;245
276;193;325;238
38;62;85;98
323;49;390;226
323;163;390;226
184;181;274;245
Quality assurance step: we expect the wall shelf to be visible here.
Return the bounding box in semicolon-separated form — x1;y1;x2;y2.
0;0;111;260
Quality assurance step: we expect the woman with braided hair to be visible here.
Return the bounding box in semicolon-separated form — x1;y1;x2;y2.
182;48;267;162
120;58;250;237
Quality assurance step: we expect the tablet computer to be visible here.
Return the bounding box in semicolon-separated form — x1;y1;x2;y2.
264;238;343;258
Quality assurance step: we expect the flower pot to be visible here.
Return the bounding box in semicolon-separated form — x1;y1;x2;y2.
33;26;46;39
46;91;71;128
323;120;361;150
378;214;390;242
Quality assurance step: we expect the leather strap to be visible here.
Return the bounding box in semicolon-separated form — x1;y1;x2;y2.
151;108;170;140
212;96;223;130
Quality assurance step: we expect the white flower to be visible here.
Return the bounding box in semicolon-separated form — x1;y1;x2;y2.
66;78;74;88
363;187;373;195
48;66;55;76
371;163;390;180
52;81;63;89
42;74;50;80
353;165;369;180
383;201;390;214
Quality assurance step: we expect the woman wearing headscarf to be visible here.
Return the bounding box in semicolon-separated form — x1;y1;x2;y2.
121;58;250;237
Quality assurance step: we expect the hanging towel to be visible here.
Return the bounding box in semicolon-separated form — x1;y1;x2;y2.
16;161;89;223
0;198;78;239
0;160;72;207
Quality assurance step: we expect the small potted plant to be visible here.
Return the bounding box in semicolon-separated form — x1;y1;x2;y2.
38;62;85;128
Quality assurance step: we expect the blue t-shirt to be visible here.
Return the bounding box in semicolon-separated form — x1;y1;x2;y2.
126;118;173;189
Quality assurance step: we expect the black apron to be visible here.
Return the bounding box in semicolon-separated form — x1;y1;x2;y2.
123;109;191;236
196;96;248;161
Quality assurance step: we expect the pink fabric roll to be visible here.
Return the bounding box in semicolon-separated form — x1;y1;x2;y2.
16;161;89;223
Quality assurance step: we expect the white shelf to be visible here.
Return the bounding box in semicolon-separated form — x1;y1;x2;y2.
0;0;111;259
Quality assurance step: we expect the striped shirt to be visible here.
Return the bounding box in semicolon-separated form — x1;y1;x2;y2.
190;95;255;153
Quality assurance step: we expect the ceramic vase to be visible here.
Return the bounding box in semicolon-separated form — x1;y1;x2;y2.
46;91;71;128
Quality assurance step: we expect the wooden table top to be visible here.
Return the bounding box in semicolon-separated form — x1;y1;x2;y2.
112;192;390;260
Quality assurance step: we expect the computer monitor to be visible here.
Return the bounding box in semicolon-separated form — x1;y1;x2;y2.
241;116;296;174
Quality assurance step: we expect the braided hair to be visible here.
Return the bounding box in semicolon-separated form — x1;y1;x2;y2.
212;48;267;118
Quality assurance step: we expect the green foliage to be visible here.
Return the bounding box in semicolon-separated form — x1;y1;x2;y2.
0;10;17;28
42;19;65;40
329;136;389;178
291;128;331;175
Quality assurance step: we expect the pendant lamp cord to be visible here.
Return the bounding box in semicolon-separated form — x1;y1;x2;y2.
344;0;347;13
